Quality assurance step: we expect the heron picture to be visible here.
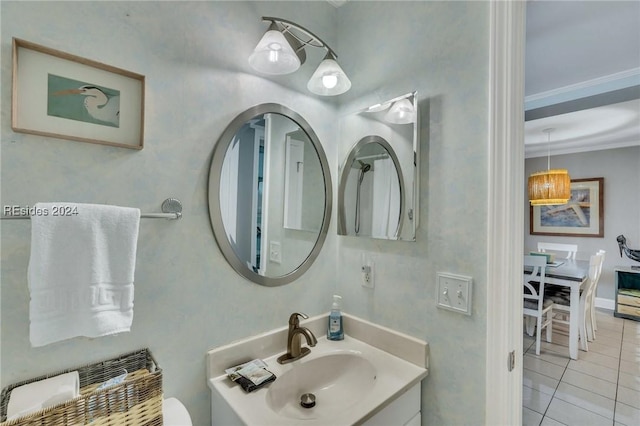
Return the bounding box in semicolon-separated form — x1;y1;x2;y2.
47;74;120;128
13;38;144;149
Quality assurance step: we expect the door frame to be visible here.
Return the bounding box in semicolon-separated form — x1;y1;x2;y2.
486;1;526;424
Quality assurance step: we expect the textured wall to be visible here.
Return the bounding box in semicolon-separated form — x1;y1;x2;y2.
335;2;490;425
525;146;640;301
0;2;337;425
1;1;492;426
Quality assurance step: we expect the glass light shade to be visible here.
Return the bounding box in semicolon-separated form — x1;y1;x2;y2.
249;29;301;75
385;99;416;124
528;169;571;205
366;102;391;112
307;56;351;96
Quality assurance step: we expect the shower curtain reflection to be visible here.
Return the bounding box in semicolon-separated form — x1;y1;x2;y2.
371;158;400;238
339;137;404;239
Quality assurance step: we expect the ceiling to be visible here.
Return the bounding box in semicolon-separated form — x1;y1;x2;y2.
329;1;639;159
524;0;640;158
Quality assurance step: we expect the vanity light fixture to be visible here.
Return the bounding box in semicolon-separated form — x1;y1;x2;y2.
249;17;351;96
248;21;301;75
384;98;416;124
528;128;571;206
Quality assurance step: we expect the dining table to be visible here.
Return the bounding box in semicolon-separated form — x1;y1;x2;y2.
525;258;589;360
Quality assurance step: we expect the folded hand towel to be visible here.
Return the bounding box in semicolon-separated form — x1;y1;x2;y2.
7;371;80;420
28;203;140;347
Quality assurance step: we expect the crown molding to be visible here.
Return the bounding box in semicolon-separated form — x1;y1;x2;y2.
525;68;640;110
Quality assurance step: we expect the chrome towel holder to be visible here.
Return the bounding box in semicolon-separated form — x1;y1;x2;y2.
0;198;183;220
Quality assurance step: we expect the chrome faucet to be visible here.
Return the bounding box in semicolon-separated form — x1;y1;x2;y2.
277;312;318;364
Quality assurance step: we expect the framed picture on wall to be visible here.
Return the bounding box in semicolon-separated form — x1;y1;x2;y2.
11;38;145;149
530;177;604;237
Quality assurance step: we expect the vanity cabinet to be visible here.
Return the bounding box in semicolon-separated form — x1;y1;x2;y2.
211;382;421;426
362;383;421;426
614;266;640;321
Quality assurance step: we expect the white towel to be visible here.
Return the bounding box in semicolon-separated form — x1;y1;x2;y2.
7;371;80;420
28;203;140;347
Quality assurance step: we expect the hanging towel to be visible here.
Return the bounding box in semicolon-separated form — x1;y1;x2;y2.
7;371;80;420
28;203;141;347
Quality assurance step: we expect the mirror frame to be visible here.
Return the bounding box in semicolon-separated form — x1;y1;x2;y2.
208;103;332;286
337;135;405;238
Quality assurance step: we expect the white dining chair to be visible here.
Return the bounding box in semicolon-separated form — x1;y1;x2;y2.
545;252;604;352
587;249;606;341
537;242;578;260
523;255;554;355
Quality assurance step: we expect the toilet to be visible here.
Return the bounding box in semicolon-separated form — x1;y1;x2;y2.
163;397;192;426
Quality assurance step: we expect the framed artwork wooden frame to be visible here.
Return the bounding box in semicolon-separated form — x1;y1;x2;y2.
530;177;604;237
11;38;145;149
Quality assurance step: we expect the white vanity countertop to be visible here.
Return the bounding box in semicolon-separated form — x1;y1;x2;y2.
206;313;429;426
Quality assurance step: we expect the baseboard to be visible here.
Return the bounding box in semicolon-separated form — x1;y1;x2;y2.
595;297;615;311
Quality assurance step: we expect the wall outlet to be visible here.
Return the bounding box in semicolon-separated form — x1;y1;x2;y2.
269;241;281;264
436;272;472;315
361;255;375;288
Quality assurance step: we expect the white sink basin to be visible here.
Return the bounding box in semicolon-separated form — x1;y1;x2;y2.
266;352;377;420
207;313;429;426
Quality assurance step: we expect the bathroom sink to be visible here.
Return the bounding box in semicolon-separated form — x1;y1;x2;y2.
265;352;377;420
207;313;429;426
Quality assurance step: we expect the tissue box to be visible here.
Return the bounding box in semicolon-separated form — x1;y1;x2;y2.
0;348;162;426
530;251;556;264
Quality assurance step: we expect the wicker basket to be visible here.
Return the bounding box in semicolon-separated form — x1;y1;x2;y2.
0;349;162;426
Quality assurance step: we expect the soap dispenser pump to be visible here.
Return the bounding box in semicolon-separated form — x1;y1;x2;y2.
327;295;344;341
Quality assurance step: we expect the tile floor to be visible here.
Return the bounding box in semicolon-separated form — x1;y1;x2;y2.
523;309;640;426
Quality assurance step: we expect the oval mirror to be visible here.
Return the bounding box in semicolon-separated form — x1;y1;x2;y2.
338;136;405;239
208;104;332;286
338;92;418;241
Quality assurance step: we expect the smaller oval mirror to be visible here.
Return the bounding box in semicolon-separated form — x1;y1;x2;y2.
338;136;405;239
338;92;418;241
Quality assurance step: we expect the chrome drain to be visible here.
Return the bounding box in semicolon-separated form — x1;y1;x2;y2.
300;393;316;408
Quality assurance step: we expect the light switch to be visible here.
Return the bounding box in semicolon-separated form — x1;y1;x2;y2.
436;272;472;315
269;241;282;264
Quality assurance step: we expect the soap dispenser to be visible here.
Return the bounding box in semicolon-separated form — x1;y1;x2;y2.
327;295;344;341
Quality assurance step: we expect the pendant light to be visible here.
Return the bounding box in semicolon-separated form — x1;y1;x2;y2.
528;128;571;206
249;17;351;96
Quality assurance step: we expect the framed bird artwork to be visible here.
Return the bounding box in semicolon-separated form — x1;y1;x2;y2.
530;177;604;237
11;38;145;149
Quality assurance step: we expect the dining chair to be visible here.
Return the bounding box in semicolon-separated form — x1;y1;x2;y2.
587;249;606;341
523;255;554;355
537;242;578;260
545;252;604;352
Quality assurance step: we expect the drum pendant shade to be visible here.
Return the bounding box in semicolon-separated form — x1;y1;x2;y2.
528;128;571;206
528;169;571;206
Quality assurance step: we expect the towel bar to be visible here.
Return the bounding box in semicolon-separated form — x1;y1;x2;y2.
0;198;183;220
